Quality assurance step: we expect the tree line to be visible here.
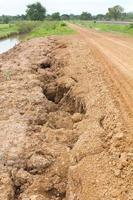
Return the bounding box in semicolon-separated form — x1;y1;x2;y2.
0;2;133;23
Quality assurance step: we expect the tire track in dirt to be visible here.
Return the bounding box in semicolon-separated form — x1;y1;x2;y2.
63;34;133;200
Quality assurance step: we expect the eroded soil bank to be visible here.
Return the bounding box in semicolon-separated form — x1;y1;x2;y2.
0;35;132;200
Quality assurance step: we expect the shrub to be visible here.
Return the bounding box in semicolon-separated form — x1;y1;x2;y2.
16;21;39;34
60;22;67;27
129;23;133;29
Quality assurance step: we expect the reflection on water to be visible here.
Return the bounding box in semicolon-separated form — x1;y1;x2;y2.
0;37;20;54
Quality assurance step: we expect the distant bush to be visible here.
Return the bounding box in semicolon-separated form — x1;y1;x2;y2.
16;21;39;34
60;22;67;27
129;23;133;29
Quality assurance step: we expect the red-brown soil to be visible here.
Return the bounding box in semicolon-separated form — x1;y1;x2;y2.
0;26;132;200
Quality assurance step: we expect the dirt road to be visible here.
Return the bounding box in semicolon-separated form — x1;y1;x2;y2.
0;27;132;200
69;23;133;129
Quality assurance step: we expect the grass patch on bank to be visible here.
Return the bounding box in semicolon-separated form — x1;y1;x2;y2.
27;21;75;39
0;24;18;39
0;21;39;39
0;21;75;40
73;20;133;36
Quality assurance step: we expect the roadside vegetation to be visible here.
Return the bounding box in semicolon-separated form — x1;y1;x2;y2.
27;21;74;38
73;20;133;36
0;21;74;40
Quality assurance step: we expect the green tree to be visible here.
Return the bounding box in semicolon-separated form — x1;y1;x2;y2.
107;5;124;20
2;15;9;24
95;14;105;21
51;12;60;20
61;14;70;20
125;12;133;20
80;12;92;20
26;2;46;21
69;14;80;20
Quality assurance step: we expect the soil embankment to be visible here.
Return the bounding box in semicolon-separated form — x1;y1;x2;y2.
0;31;132;200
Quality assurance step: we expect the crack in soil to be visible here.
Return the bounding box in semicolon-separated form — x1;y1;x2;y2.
0;35;132;200
0;38;86;200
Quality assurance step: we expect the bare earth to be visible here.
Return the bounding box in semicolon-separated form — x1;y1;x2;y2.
0;25;132;200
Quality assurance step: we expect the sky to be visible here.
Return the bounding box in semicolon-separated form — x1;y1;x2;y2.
0;0;132;16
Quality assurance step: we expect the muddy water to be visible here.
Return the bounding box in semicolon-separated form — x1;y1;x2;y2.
0;37;20;54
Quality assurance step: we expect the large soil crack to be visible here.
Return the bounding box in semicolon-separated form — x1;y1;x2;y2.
0;35;132;200
0;38;86;200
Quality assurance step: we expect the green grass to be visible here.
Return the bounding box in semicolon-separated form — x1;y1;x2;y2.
0;21;75;40
73;20;133;36
0;24;18;39
27;21;75;39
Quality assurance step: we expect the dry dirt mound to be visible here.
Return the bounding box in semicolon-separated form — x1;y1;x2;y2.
0;35;132;200
0;37;86;200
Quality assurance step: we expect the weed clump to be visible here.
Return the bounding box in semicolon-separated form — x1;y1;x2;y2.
129;23;133;29
60;22;67;27
16;21;39;34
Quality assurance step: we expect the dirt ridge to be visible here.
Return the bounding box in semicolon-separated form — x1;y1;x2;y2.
0;34;132;200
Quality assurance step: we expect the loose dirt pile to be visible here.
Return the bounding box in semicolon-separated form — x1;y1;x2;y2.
0;35;132;200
